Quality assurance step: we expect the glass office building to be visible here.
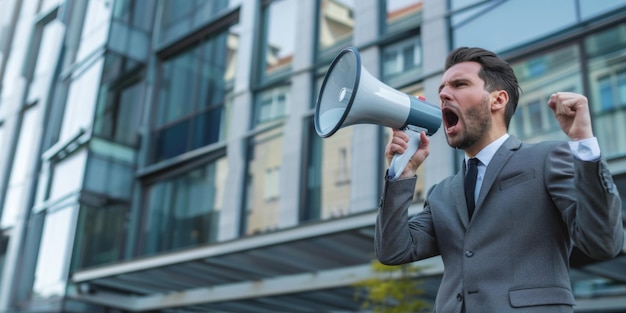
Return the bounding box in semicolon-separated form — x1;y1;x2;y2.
0;0;624;312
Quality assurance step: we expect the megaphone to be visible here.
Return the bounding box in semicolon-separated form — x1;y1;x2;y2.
314;47;441;180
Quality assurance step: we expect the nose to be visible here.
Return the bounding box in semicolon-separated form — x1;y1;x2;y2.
439;86;452;103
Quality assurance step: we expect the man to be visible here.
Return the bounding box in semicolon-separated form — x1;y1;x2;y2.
375;47;624;312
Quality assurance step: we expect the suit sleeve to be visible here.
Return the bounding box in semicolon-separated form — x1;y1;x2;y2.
374;175;439;265
547;143;624;260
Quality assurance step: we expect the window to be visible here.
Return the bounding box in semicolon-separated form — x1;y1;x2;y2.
317;0;354;61
254;85;290;126
94;65;144;147
302;117;352;222
140;158;227;256
152;27;235;163
112;0;154;32
579;0;626;20
264;167;280;201
243;127;283;234
452;0;578;53
382;36;422;84
72;204;127;270
158;0;229;45
108;0;155;62
84;141;136;200
384;0;422;34
259;0;298;82
510;46;581;142
586;23;626;157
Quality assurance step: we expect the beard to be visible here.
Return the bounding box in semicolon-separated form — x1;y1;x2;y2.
446;95;492;150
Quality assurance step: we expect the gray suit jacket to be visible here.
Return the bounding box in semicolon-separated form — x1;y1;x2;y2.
375;136;623;313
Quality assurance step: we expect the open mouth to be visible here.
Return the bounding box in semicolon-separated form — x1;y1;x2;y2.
442;107;459;129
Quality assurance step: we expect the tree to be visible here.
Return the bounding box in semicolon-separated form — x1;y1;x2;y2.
353;260;431;313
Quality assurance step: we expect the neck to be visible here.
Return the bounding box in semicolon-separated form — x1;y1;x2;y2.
465;128;507;157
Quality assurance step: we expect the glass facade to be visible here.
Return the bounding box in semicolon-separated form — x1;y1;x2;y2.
158;0;229;45
141;158;226;256
153;28;233;163
0;0;623;312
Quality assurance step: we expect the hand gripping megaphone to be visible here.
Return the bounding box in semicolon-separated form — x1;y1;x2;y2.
314;47;441;180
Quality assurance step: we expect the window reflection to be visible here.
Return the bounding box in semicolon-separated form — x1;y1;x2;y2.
450;0;486;11
384;0;422;34
260;0;297;81
158;0;229;44
244;127;283;234
579;0;626;20
141;158;226;256
84;142;136;200
254;85;290;127
452;0;577;53
153;27;235;163
317;0;354;61
72;204;127;270
112;0;154;32
302;117;351;222
510;46;580;142
586;23;626;157
94;66;144;147
382;36;422;84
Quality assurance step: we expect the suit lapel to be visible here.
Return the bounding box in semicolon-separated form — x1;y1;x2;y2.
474;136;522;212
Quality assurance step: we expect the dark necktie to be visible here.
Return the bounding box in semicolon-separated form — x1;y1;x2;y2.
465;158;479;219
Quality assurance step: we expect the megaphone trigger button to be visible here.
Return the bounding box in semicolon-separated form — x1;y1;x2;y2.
418;96;426;101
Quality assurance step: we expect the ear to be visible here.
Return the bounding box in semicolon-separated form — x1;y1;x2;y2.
490;90;508;112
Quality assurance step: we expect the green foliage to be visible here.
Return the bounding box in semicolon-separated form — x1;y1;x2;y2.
353;260;431;313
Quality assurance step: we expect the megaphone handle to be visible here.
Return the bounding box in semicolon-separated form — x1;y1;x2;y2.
388;128;421;181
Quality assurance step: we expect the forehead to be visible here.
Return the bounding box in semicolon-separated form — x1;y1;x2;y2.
441;61;482;83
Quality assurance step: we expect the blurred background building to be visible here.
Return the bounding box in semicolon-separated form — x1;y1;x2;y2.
0;0;625;312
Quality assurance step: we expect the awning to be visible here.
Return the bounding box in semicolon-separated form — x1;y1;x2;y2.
69;211;443;312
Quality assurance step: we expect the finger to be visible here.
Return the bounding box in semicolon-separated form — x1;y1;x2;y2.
548;93;559;111
392;129;410;142
548;93;576;116
555;98;578;116
419;131;429;149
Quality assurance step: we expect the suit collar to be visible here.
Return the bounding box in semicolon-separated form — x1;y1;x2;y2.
468;134;510;168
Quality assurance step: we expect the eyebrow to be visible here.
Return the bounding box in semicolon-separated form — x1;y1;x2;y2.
438;78;471;93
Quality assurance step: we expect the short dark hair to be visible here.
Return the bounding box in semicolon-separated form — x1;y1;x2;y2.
445;47;521;129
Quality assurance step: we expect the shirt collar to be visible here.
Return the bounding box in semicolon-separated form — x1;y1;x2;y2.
465;133;510;167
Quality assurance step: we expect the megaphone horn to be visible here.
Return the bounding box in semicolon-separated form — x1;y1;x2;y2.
314;47;442;180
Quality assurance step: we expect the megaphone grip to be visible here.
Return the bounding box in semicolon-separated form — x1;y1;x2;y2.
387;128;421;181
